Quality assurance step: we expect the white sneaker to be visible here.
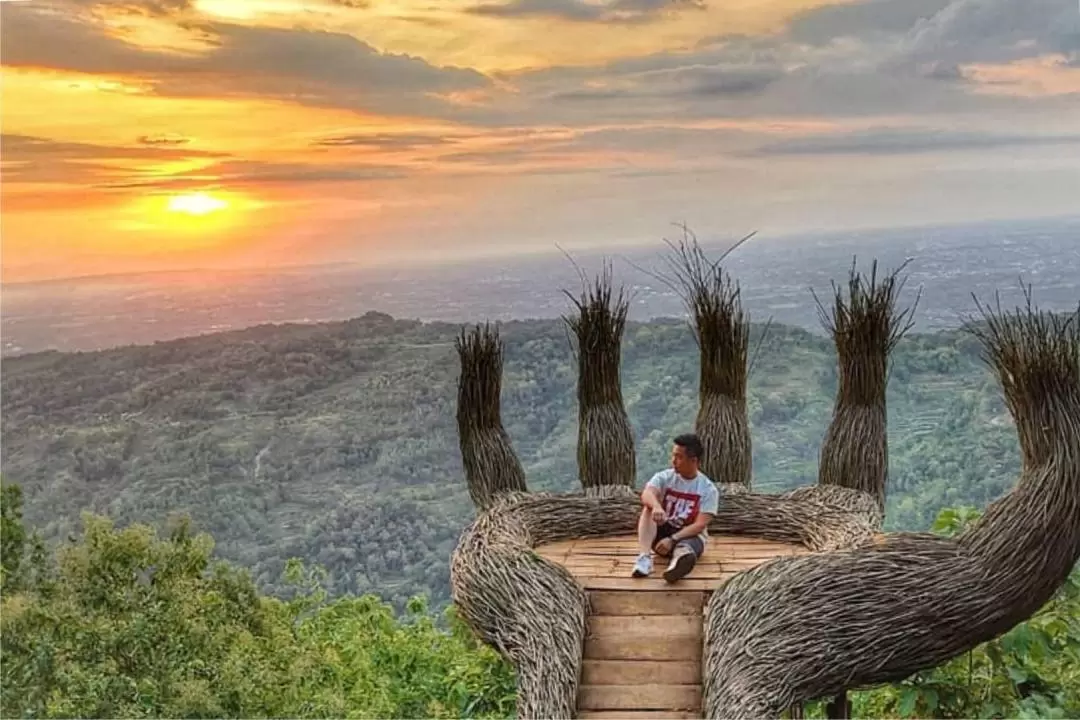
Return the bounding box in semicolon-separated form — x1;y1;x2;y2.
631;553;652;577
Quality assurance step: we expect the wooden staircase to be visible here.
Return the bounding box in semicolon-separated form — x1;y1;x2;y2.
533;534;811;720
577;590;706;719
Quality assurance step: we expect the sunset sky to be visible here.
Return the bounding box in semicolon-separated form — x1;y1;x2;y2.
2;0;1079;283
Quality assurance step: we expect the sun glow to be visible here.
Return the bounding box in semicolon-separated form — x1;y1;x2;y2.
106;190;261;252
167;192;229;216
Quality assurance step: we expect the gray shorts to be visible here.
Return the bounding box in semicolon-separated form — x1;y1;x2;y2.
653;522;705;557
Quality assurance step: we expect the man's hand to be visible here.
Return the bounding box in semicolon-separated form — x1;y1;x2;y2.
651;506;667;524
655;537;675;556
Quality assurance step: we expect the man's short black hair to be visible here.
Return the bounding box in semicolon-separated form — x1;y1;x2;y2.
673;433;703;460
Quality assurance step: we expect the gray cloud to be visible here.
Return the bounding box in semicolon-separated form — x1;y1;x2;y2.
0;133;226;184
0;3;174;76
1;133;223;160
314;133;459;149
783;0;1080;73
478;0;1080;130
751;128;1080;156
897;0;1079;67
467;0;703;23
542;56;785;107
137;133;191;146
0;135;406;191
0;1;489;117
786;0;953;44
181;22;485;94
97;159;406;191
58;0;195;16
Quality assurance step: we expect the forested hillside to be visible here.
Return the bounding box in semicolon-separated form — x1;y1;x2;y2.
3;486;1077;719
1;311;1022;609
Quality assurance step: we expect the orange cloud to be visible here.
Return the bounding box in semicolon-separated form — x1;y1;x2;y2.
962;55;1080;98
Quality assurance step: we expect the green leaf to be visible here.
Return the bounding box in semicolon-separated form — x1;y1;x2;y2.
922;687;939;712
897;687;919;718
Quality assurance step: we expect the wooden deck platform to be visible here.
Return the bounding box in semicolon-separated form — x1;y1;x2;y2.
535;533;810;590
534;534;810;719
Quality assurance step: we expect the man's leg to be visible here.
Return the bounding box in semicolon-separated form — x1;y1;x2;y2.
663;537;704;583
637;506;659;555
632;508;660;577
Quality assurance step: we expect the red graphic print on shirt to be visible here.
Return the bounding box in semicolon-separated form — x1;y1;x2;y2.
662;489;702;527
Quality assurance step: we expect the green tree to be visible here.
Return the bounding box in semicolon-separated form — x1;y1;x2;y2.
0;494;515;719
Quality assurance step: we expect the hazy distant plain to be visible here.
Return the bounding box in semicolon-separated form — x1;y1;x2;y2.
3;216;1078;357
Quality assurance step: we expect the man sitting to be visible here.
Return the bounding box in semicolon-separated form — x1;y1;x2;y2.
632;433;720;583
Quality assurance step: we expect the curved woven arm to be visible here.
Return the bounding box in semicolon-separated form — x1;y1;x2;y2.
450;497;590;720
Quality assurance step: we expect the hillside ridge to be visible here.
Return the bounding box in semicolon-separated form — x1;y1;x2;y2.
2;313;1018;610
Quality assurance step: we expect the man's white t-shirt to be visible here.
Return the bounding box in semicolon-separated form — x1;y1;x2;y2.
645;469;720;543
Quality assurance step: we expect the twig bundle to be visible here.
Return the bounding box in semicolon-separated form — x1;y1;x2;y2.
658;229;758;488
958;290;1080;620
563;263;636;494
455;323;528;509
814;258;918;509
702;294;1080;718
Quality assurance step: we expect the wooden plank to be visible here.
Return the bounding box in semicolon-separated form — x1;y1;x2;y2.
581;576;734;591
584;634;701;661
571;534;792;546
566;551;737;560
569;555;798;564
577;573;758;587
589;590;706;616
571;567;726;581
569;545;804;557
565;563;727;578
561;565;764;582
564;555;734;565
578;684;702;711
569;545;801;558
582;660;700;685
564;558;737;570
578;711;701;719
563;556;768;568
564;540;763;551
589;615;700;638
534;539;577;554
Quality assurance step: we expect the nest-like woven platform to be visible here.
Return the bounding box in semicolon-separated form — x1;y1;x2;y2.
449;486;880;719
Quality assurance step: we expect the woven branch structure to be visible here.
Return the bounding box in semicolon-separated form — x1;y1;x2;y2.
450;490;880;719
657;233;756;490
702;295;1080;718
563;264;637;495
814;259;917;512
455;324;528;509
449;251;1078;720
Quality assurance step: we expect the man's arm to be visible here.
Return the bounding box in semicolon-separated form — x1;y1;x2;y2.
642;471;668;510
641;484;664;511
671;512;712;541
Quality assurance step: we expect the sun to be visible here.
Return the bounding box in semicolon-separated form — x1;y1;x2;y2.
167;192;229;216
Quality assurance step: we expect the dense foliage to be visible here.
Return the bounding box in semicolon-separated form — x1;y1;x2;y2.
1;313;1024;609
0;483;516;719
2;484;1076;719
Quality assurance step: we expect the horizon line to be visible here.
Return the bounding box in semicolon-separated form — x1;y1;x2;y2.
3;211;1078;289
